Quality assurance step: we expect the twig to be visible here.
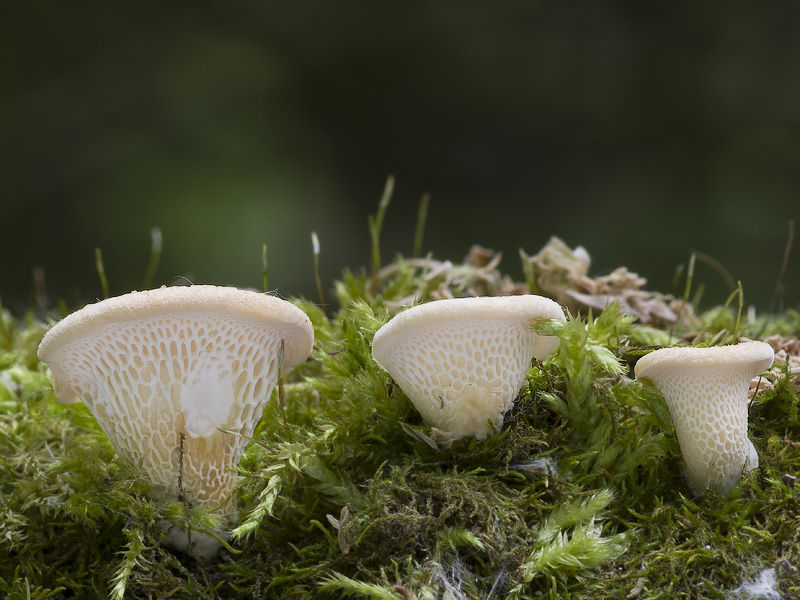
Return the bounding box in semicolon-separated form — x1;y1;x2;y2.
690;250;736;293
277;339;288;430
486;568;506;600
785;429;800;448
749;376;763;409
759;220;794;337
177;432;193;556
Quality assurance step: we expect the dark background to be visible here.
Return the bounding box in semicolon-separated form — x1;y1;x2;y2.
2;2;798;315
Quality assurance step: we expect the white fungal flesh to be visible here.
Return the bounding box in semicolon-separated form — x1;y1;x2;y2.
730;568;782;600
372;295;565;440
634;341;774;496
51;314;285;508
38;286;314;512
162;524;231;560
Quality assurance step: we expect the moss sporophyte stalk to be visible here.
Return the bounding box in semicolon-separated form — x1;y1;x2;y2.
1;224;798;599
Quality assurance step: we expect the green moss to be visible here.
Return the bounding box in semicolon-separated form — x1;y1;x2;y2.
1;226;798;600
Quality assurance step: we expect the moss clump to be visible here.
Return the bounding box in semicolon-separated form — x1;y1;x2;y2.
1;227;798;599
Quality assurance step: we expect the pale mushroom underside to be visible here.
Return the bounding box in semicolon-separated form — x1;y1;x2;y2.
372;295;565;439
47;314;298;507
635;341;774;495
38;286;314;512
377;319;539;439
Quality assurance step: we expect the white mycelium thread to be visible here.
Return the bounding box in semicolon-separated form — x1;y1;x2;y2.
372;295;565;440
38;286;314;513
730;568;782;600
634;341;774;496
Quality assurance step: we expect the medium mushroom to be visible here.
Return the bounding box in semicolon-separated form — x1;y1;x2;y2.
634;341;774;496
37;285;314;555
371;295;566;440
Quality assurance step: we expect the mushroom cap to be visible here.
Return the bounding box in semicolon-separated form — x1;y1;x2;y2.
634;341;774;495
634;341;775;381
371;295;565;439
38;285;314;509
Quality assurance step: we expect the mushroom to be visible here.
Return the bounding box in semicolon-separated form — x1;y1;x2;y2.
371;295;566;440
634;341;774;496
37;285;314;555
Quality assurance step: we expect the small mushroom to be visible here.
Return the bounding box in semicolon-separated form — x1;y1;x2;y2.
371;295;566;440
634;341;774;496
38;285;314;555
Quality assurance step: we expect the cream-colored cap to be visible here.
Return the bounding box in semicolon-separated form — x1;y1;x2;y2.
372;295;565;440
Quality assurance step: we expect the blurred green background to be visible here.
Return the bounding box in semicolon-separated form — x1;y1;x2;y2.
2;2;798;315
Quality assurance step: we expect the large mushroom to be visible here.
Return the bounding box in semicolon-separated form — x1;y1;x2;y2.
371;295;566;440
37;285;314;555
634;341;774;496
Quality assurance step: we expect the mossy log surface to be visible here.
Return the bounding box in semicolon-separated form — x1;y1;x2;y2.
1;249;798;600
